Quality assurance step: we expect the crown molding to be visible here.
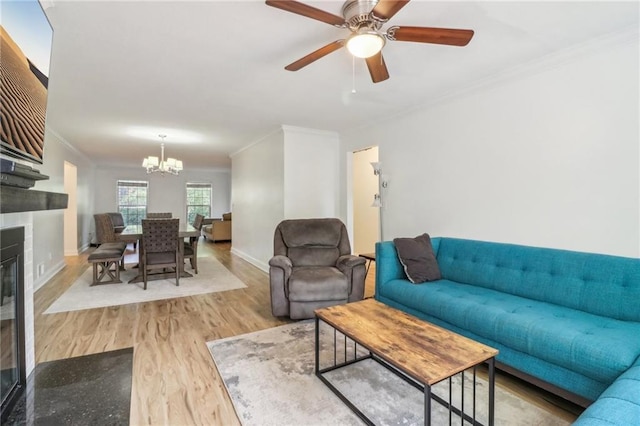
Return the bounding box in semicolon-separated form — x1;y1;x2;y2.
281;125;339;138
46;127;95;164
229;126;284;158
345;25;639;135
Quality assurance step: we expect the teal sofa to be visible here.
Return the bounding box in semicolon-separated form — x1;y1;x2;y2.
375;237;640;424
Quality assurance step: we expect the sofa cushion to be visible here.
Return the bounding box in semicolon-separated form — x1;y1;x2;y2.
393;233;440;283
288;247;340;267
434;238;640;322
377;278;640;384
573;362;640;425
280;218;343;248
288;267;348;302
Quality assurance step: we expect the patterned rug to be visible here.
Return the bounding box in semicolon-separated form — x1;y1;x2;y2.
45;256;246;314
208;321;572;426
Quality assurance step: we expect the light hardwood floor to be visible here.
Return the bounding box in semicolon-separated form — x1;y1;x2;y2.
34;241;581;425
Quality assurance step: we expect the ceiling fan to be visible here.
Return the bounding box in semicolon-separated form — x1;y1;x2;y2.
265;0;474;83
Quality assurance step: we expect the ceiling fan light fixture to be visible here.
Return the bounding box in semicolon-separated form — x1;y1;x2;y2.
346;29;385;58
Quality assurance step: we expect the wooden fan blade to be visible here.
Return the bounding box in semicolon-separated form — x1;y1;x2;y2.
285;40;345;71
371;0;410;21
365;52;390;83
265;0;345;26
389;26;474;46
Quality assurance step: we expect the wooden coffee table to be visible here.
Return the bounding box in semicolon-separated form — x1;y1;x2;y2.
314;299;499;426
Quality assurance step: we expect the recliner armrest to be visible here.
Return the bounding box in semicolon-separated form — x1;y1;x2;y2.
336;255;366;272
269;255;293;275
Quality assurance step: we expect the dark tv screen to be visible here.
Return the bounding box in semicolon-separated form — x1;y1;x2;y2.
0;0;53;165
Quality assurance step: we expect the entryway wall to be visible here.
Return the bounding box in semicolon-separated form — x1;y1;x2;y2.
63;161;78;256
352;146;379;255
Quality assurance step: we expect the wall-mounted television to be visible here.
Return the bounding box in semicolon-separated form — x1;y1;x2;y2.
0;0;53;165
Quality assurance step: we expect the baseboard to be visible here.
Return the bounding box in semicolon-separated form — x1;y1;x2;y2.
230;247;269;273
34;260;66;292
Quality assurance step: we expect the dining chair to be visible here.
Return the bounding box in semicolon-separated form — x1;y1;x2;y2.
141;218;180;290
94;214;127;248
183;214;204;274
147;212;172;218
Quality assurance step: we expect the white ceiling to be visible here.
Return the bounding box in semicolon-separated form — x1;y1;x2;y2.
42;1;639;170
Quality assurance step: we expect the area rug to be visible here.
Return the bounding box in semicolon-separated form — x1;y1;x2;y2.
5;347;132;425
44;257;247;314
208;321;571;426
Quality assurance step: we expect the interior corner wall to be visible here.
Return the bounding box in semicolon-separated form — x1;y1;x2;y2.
93;167;231;223
341;38;639;258
32;129;96;290
283;127;340;219
230;130;285;270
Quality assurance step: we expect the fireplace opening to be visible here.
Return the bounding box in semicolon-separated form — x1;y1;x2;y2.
0;227;26;423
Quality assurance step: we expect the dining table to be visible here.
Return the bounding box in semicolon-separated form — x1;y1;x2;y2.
118;223;200;284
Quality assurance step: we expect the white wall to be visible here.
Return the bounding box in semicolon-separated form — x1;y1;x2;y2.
93;166;231;223
63;161;78;256
231;125;343;270
230;129;285;270
341;35;639;258
31;129;96;290
283;126;340;219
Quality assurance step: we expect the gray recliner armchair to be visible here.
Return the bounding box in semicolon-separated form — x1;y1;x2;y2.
269;218;366;319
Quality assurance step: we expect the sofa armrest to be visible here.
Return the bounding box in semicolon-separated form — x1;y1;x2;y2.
375;241;406;291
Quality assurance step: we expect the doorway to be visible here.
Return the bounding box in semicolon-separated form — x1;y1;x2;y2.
352;146;379;255
63;161;78;256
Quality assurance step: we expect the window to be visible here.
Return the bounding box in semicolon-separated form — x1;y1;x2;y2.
117;180;148;226
186;182;212;224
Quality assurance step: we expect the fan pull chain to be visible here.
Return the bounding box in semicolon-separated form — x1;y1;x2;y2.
351;56;356;94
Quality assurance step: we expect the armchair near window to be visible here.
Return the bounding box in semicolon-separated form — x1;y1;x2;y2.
268;218;366;320
202;212;231;242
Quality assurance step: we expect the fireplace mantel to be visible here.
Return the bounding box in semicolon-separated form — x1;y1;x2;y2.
0;186;68;213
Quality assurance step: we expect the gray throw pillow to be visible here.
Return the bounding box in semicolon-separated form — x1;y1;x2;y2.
393;233;441;284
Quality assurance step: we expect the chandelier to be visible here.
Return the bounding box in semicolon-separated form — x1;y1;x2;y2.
142;134;183;176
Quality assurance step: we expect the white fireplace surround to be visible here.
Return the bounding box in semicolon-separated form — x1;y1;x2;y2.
1;213;36;376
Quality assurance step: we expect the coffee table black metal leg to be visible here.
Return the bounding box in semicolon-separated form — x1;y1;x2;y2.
315;316;320;374
488;357;495;426
424;385;431;426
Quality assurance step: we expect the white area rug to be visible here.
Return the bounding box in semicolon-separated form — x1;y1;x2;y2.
45;257;247;314
208;321;571;426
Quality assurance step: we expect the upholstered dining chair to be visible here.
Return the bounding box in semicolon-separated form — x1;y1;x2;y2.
183;213;204;274
141;218;180;290
94;214;127;248
268;218;367;319
106;212;136;249
147;212;172;218
106;212;126;234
